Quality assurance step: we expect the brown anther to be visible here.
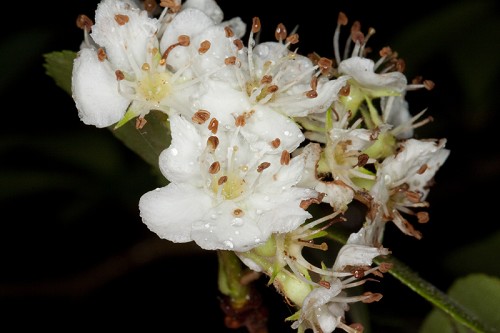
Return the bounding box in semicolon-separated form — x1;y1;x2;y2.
357;153;369;167
396;59;406;72
192;110;211;124
351;20;361;33
160;0;181;13
306;90;318;98
252;17;261;33
143;0;157;13
114;14;129;26
115;69;125;81
233;208;244;217
405;191;421;203
318;280;331;289
261;75;273;84
300;193;325;209
207;136;219;151
286;33;299;44
209;161;221;174
224;56;237;65
379;46;393;58
224;26;234;38
198;40;211;54
352;30;365;44
267;85;279;93
339;83;351;96
280;150;290;166
233;39;243;50
349;323;364;332
424;80;435;90
208;118;219;134
362;292;383;303
310;76;318;90
76;14;93;31
417;164;428;174
417;211;430;223
275;23;287;41
271;138;281;148
218;175;228;185
338;12;348;26
141;63;150;71
235;114;246;127
97;48;107;62
351;267;367;278
178;35;190;46
318;57;333;75
136;117;147;129
257;162;271;173
412;76;423;84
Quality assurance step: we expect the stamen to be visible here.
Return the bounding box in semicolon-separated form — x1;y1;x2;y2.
233;208;244;217
271;138;281;148
192;110;211;124
317;57;333;76
275;23;287;42
114;14;129;26
198;40;211;54
334;12;348;65
207;135;219;151
143;0;157;13
160;0;181;13
98;48;107;62
417;211;429;223
261;75;273;84
286;33;299;45
224;56;237;65
235;114;246;127
224;26;234;38
252;17;261;33
280;150;290;165
115;69;125;80
233;39;243;50
136;117;147;129
76;14;93;31
209;161;221;174
208;118;219;134
257;162;271;173
218;175;228;185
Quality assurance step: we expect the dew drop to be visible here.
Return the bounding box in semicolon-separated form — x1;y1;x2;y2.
284;130;290;136
223;240;234;249
231;218;244;227
255;209;263;215
170;148;178;156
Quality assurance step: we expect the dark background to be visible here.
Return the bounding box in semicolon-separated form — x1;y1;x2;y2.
1;0;499;332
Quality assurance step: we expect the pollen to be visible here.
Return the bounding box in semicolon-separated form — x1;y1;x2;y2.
114;14;129;26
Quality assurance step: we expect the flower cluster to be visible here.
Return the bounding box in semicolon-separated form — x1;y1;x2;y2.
71;1;449;332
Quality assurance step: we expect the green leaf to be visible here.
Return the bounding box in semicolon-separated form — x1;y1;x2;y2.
109;110;171;172
43;50;77;95
419;274;500;333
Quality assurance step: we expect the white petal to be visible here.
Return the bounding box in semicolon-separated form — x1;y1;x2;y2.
182;0;224;23
332;242;389;271
91;0;158;71
158;114;204;184
338;57;407;93
139;183;211;243
72;48;130;128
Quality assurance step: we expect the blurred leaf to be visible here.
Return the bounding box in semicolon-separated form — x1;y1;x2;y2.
444;230;500;277
43;50;77;95
419;274;500;333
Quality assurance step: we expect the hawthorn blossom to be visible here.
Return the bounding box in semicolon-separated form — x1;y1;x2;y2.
139;113;317;251
360;138;450;246
71;0;245;128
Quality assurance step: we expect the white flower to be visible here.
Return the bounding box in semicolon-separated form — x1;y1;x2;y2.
139;114;317;251
291;239;388;333
72;0;240;128
366;138;450;244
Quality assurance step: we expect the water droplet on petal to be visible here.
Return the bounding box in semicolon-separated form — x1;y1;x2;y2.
223;240;234;249
231;218;244;227
170;148;178;156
